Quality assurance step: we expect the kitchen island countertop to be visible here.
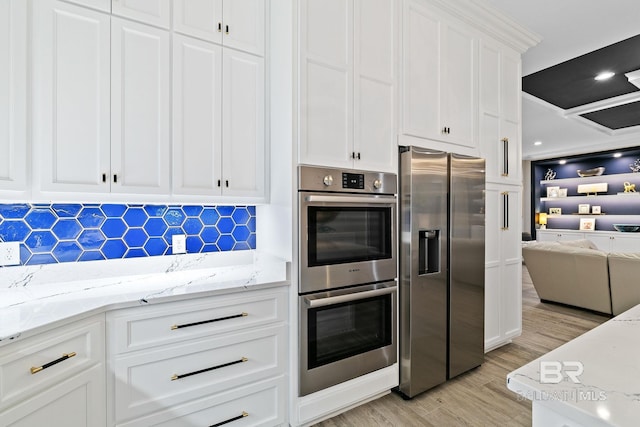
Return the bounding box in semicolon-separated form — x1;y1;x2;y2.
0;251;289;344
507;303;640;426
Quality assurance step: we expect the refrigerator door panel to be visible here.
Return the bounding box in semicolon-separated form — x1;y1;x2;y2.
449;154;485;378
399;147;448;397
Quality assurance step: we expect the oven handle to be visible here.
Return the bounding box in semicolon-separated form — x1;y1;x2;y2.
304;287;396;308
304;195;396;204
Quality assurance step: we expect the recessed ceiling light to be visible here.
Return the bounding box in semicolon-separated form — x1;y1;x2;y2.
614;153;622;158
534;141;542;146
595;71;615;81
559;160;567;165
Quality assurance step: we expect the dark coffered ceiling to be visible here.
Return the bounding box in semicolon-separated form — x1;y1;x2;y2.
522;34;640;130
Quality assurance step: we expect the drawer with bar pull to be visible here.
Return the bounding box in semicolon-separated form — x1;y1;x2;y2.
0;316;104;410
107;287;287;354
112;324;286;423
116;376;286;427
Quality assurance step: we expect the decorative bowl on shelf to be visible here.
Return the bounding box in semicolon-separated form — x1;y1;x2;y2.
613;224;640;232
577;167;605;177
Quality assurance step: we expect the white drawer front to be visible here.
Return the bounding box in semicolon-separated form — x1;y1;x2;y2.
0;317;104;409
118;376;286;427
113;325;286;423
108;288;287;354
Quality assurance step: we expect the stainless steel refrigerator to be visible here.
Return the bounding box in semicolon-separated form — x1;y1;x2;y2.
398;146;485;399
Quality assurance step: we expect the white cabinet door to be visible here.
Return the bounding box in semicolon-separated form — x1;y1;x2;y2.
353;0;396;173
484;184;522;351
441;21;476;148
222;0;265;56
500;49;521;183
111;17;170;195
173;0;223;44
222;48;265;198
112;0;170;28
299;0;353;169
402;0;440;142
0;0;28;193
402;0;476;149
0;365;105;427
34;0;111;193
172;34;223;196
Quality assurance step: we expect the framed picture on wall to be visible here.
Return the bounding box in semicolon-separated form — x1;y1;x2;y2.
546;186;560;198
549;208;562;215
558;188;568;197
580;218;596;231
592;206;601;214
578;204;590;214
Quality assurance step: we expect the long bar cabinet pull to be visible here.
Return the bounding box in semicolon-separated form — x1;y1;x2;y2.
501;191;509;230
171;357;248;381
171;312;248;330
501;137;509;176
210;411;249;427
30;352;77;374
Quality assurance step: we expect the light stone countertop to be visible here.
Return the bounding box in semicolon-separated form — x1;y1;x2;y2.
507;304;640;427
0;251;289;344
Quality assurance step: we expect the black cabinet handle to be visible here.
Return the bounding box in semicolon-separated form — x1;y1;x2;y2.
501;191;509;230
102;173;107;183
31;352;77;374
171;357;248;381
171;312;247;330
501;137;509;176
225;25;229;34
113;174;118;183
218;22;222;32
225;180;229;187
210;412;248;427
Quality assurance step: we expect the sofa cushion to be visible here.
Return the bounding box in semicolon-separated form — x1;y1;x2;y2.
608;252;640;315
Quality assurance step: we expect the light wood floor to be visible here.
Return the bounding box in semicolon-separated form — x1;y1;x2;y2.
314;265;609;426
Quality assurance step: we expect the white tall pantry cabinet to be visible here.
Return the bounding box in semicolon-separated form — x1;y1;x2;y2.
479;38;526;351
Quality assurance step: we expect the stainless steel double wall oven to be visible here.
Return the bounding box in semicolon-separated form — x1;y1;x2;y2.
297;165;398;396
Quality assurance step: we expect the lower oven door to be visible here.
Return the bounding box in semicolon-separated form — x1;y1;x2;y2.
299;281;397;396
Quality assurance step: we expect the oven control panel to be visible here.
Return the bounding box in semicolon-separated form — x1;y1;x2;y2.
342;173;364;189
299;165;397;194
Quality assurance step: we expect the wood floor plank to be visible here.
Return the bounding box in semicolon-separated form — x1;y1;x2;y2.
313;265;609;426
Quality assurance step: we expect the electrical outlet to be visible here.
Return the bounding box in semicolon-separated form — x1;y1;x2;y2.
172;234;187;254
0;242;21;266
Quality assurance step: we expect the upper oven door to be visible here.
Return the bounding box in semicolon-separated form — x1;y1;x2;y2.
299;192;397;293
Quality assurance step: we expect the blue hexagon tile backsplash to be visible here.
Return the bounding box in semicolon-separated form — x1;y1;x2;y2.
0;204;256;266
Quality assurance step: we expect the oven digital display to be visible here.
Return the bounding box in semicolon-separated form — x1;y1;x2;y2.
342;173;364;189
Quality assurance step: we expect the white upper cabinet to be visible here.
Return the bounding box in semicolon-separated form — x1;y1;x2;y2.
0;0;28;194
172;2;266;199
34;0;111;194
172;35;223;196
299;0;397;173
299;0;353;169
222;0;265;56
401;0;477;150
111;17;171;195
34;1;170;196
221;48;265;197
173;0;264;56
354;0;397;173
112;0;170;28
